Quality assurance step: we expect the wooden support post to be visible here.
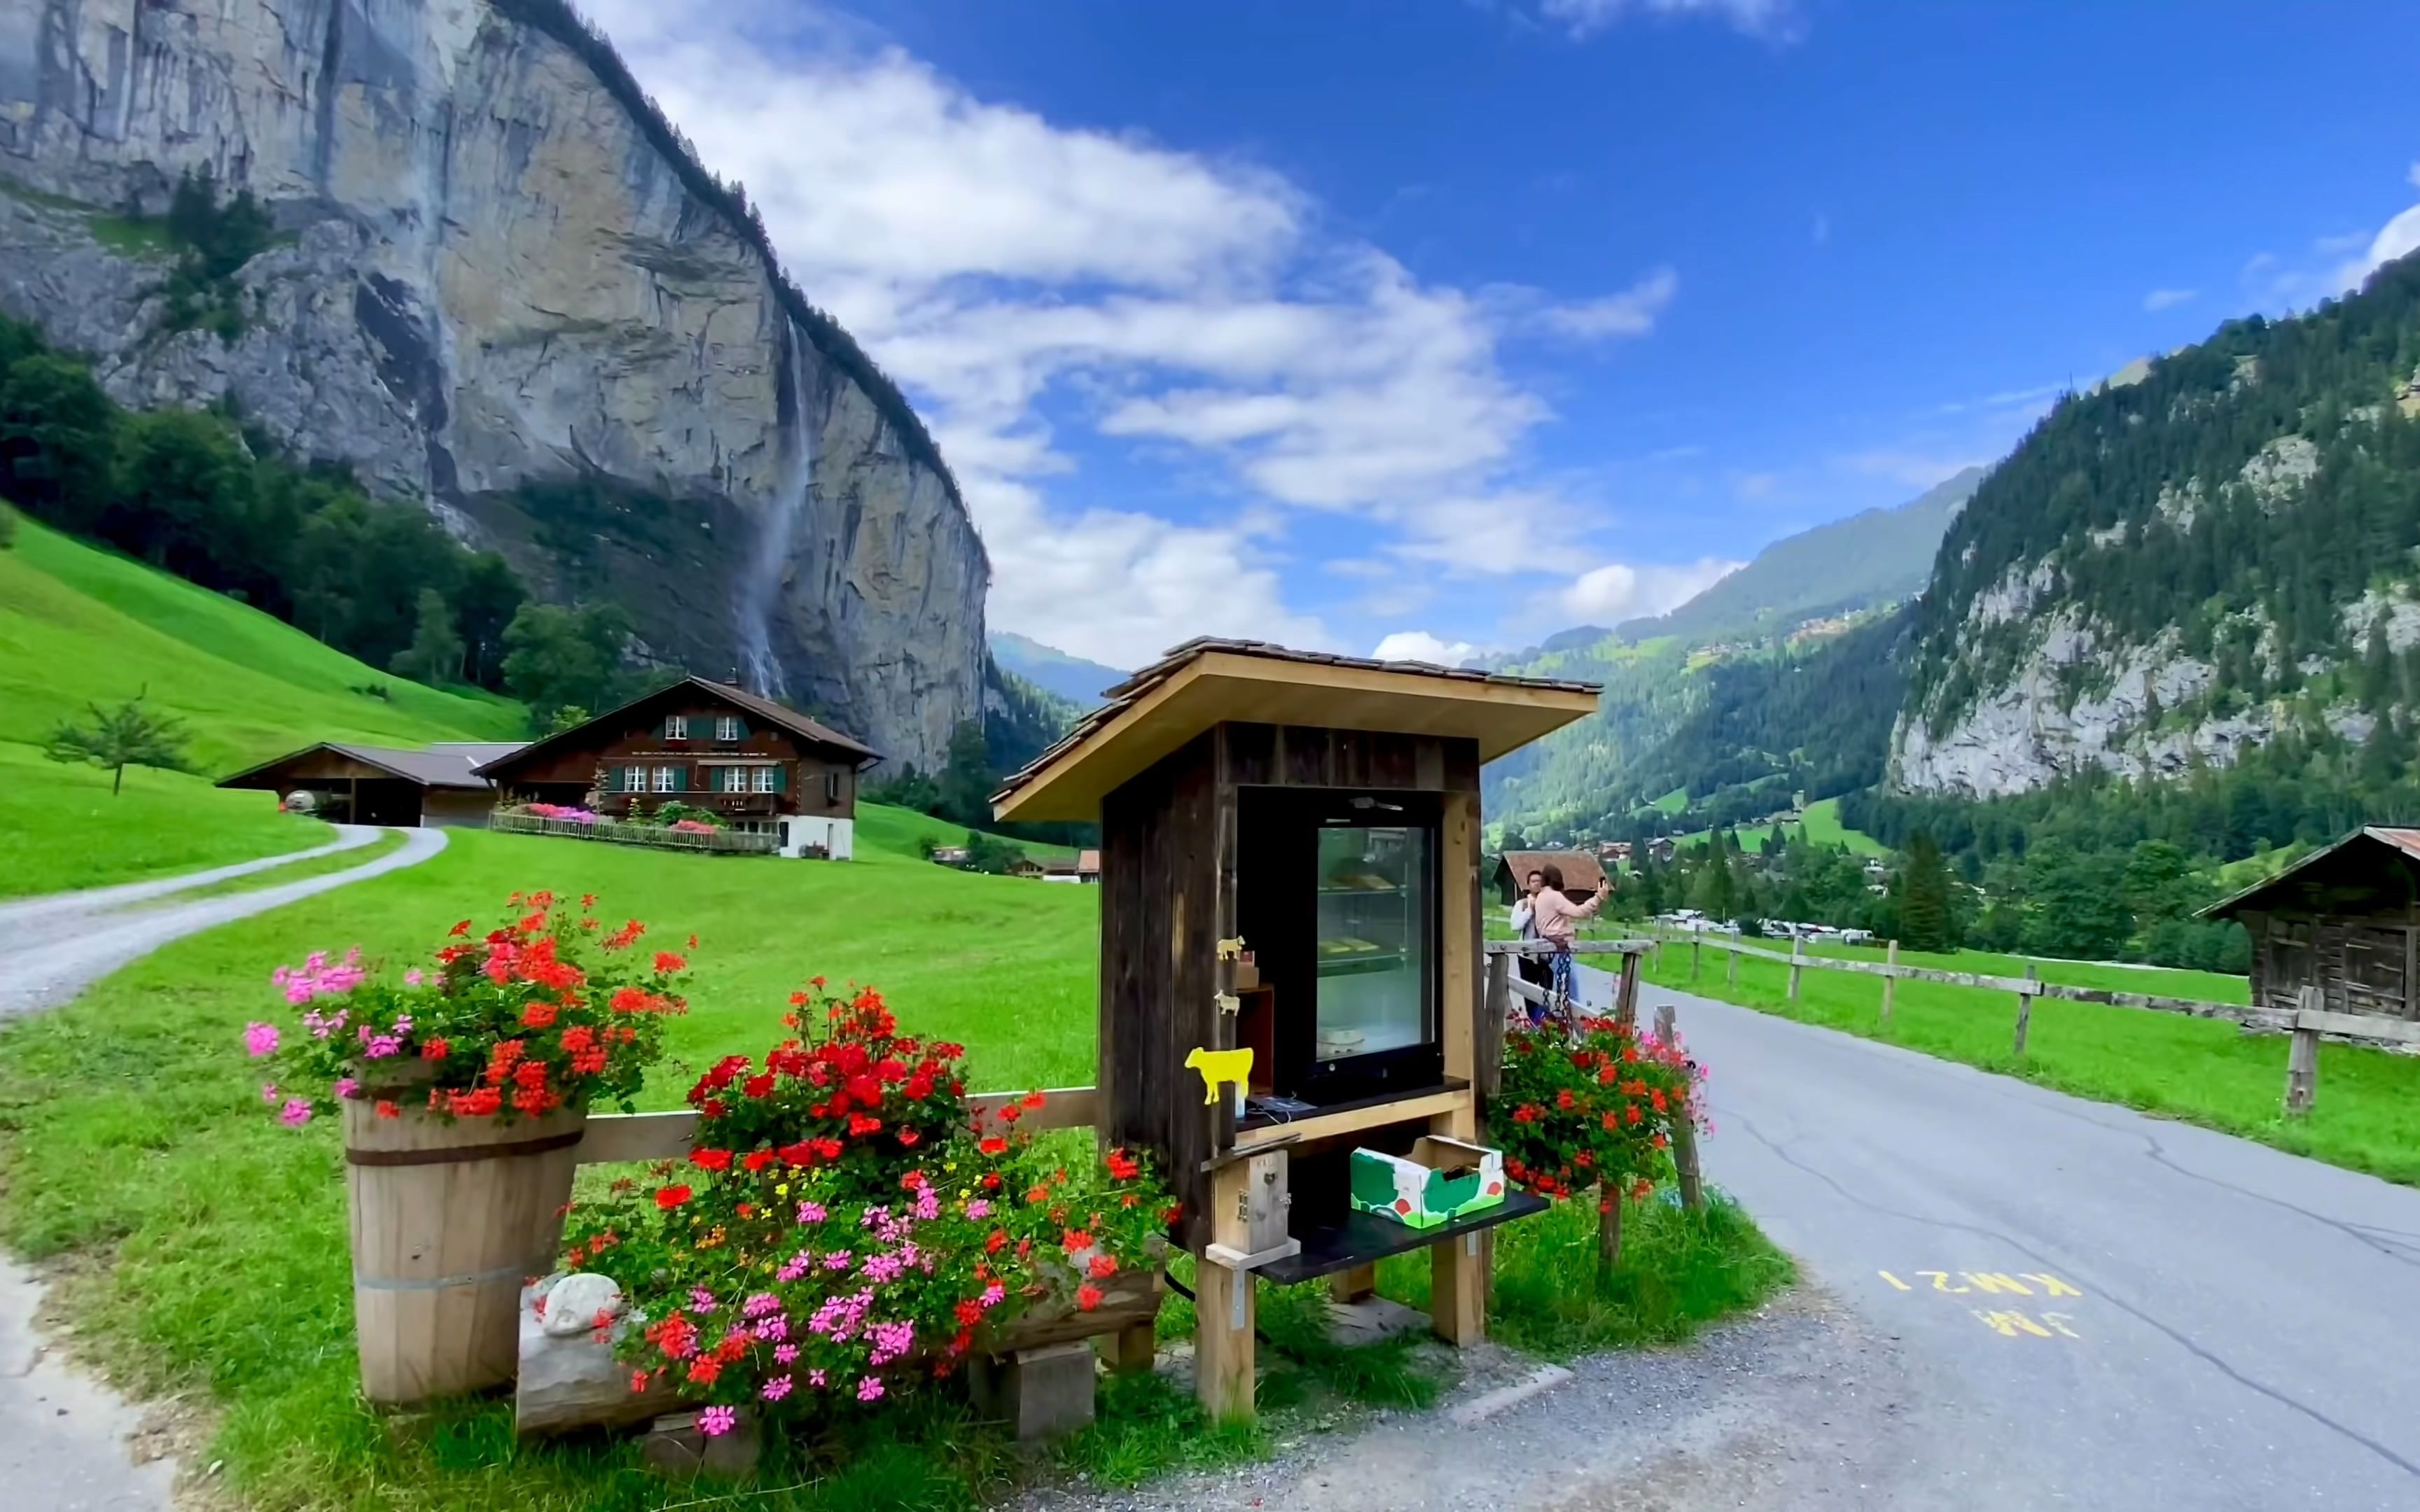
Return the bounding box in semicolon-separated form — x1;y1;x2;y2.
1691;934;1702;981
1192;1258;1254;1420
1881;939;1898;1025
1328;1264;1377;1304
1653;1002;1705;1212
2012;963;2037;1057
1482;952;1511;1070
1595;1182;1624;1284
1430;1225;1485;1344
1727;927;1739;986
2286;985;2321;1117
1788;935;1804;1000
1615;949;1641;1028
1105;1321;1157;1374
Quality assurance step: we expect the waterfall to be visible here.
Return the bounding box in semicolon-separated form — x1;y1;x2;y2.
738;328;816;698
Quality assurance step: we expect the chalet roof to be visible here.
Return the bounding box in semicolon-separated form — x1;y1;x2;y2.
2201;826;2420;919
474;677;880;780
1493;850;1609;895
992;638;1600;823
218;741;509;791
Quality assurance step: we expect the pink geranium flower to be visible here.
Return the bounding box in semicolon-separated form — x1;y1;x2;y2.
279;1098;314;1128
243;1022;279;1058
697;1404;737;1437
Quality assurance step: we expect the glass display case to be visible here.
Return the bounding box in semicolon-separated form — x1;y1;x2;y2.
1314;824;1433;1063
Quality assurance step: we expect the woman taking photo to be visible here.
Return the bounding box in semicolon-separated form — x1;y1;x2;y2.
1527;862;1612;1013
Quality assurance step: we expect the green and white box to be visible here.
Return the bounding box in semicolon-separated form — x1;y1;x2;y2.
1349;1141;1506;1230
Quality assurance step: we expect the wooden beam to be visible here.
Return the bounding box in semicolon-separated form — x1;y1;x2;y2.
1880;939;1898;1024
578;1086;1101;1166
2286;986;2321;1116
1230;1088;1471;1152
1442;791;1480;1085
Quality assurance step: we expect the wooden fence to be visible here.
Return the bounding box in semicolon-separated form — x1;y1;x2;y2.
491;811;779;855
1635;927;2420;1116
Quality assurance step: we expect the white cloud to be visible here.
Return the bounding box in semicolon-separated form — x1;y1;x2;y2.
1539;0;1799;41
2143;287;2198;312
1559;559;1741;623
578;0;1658;659
1372;631;1480;665
1535;267;1679;341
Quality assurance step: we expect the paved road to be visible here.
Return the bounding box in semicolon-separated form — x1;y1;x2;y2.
1582;963;2420;1510
0;825;445;1020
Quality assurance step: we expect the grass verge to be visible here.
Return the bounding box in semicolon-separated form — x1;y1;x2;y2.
1645;946;2420;1186
1377;1194;1794;1359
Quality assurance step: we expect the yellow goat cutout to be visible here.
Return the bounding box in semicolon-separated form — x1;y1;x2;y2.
1184;1046;1253;1105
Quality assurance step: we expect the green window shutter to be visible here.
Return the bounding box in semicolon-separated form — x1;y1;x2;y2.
733;716;750;739
674;767;690;792
773;764;788;792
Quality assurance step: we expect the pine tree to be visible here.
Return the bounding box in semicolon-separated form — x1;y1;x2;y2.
1896;830;1956;952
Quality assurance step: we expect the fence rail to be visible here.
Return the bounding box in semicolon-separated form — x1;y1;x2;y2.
491;811;779;855
1632;926;2420;1116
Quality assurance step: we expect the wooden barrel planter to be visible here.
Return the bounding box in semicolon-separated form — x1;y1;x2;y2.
345;1096;587;1404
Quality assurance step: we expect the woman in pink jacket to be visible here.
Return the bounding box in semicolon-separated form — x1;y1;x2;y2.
1527;863;1611;1014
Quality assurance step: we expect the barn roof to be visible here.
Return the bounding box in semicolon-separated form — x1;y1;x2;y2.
990;638;1600;822
218;742;508;792
2201;826;2420;919
473;676;879;780
1492;850;1611;895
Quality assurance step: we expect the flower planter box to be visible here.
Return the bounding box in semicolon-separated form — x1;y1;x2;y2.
345;1098;587;1404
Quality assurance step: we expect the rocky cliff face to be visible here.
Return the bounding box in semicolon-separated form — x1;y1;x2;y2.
0;0;985;772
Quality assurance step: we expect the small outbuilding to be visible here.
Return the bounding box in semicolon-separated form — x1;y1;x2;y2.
218;741;521;827
2202;826;2420;1019
1489;849;1609;906
992;636;1600;1420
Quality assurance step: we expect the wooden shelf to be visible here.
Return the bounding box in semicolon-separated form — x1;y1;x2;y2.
1258;1190;1550;1286
1232;1080;1468;1152
1316;950;1405;979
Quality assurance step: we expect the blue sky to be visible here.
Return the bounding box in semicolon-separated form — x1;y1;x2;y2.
589;0;2420;668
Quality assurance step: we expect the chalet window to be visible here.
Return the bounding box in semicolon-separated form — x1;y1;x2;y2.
716;715;742;742
665;715;689;741
654;765;679;793
620;766;647;792
753;766;776;794
825;770;840;804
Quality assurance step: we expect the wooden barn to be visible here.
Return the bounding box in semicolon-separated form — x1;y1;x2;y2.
992;637;1601;1417
218;742;522;827
2203;827;2420;1020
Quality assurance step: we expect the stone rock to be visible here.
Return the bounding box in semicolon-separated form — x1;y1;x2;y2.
515;1274;654;1438
0;0;985;774
641;1409;762;1480
539;1272;623;1339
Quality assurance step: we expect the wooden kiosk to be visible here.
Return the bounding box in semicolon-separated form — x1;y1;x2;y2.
992;639;1601;1416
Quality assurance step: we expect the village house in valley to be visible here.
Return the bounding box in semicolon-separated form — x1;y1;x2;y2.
476;678;880;860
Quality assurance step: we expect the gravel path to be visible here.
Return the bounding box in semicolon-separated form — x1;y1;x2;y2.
0;825;447;1511
0;825;445;1020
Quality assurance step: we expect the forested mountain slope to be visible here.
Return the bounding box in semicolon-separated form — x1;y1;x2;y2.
1896;250;2420;799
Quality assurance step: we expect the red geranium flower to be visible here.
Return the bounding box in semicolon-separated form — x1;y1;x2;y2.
1076;1284;1104;1312
655;1184;693;1210
689;1148;733;1172
654;951;687;974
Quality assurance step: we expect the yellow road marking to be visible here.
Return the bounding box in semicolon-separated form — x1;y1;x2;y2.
2020;1273;2084;1297
1917;1270;1968;1294
2042;1312;2083;1338
1878;1270;1912;1291
1973;1309;2057;1338
1963;1272;2034;1296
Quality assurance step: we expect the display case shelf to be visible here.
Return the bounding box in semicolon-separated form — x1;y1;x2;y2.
1315;951;1407;979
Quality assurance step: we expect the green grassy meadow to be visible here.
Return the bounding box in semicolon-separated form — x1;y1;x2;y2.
0;741;331;896
1;516;527;774
1643;941;2420;1186
1767;932;2252;1004
1671;796;1887;859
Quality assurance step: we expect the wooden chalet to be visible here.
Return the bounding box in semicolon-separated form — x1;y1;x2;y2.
475;678;879;860
218;742;522;827
1490;849;1610;906
992;637;1600;1418
2204;826;2420;1020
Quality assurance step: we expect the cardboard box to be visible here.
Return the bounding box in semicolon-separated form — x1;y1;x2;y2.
1349;1138;1506;1230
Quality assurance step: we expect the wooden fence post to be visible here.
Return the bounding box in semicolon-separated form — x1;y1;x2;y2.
1654;1002;1706;1213
1788;935;1804;1000
1691;933;1701;981
1615;949;1641;1028
1727;926;1739;986
2012;962;2036;1056
1880;939;1898;1025
2286;984;2321;1117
